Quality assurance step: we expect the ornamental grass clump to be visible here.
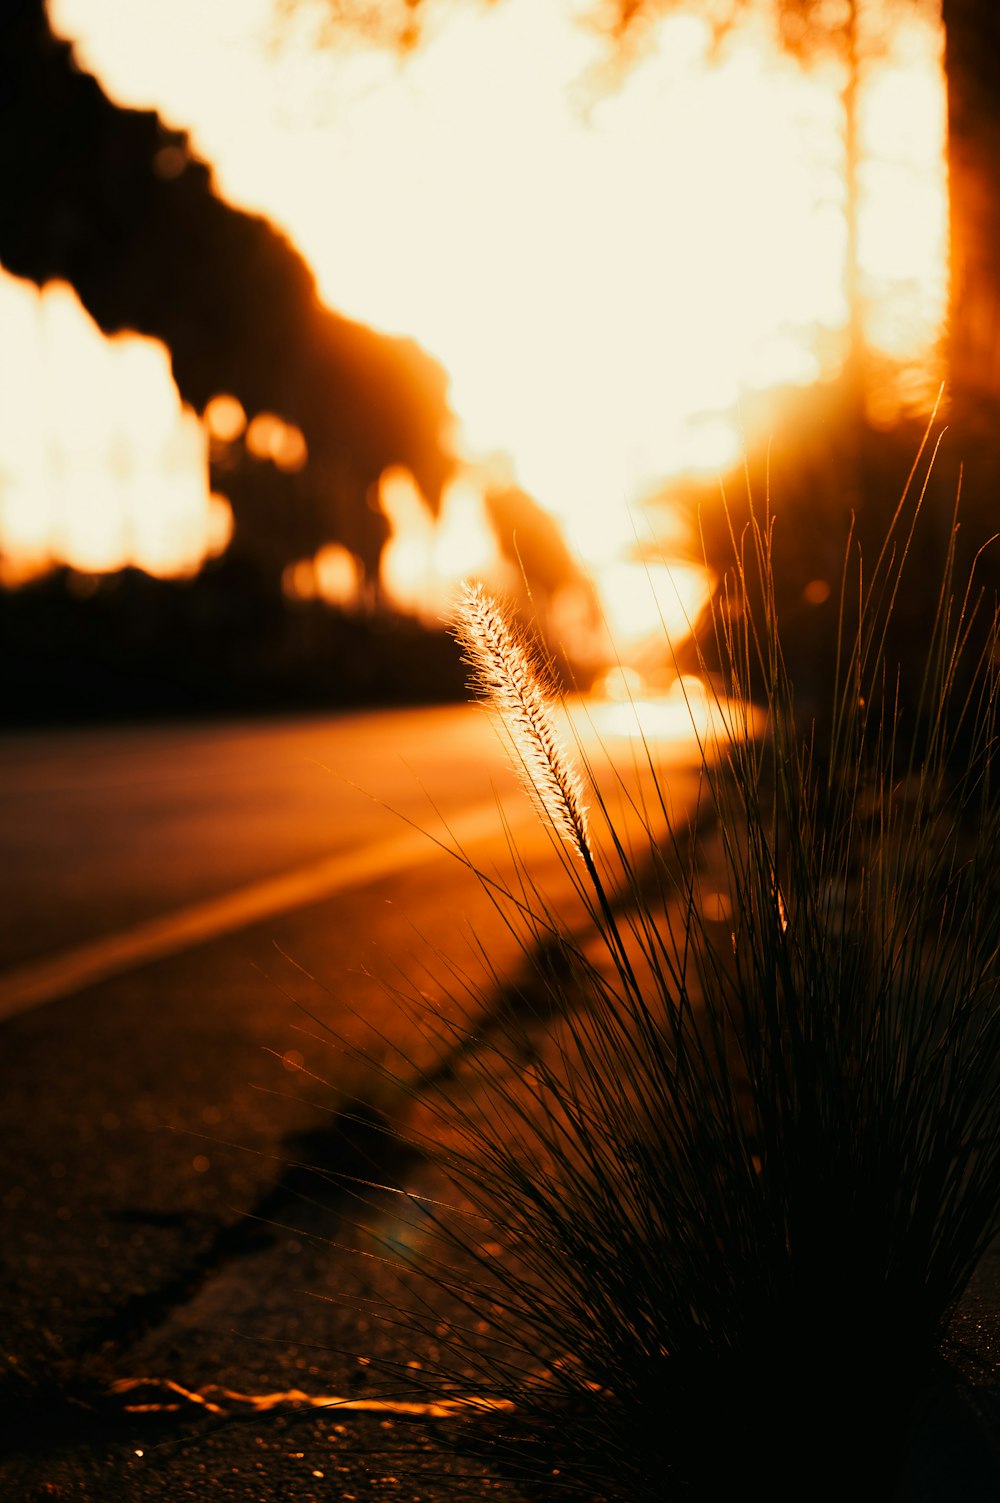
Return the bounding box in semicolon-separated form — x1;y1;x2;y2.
352;443;1000;1501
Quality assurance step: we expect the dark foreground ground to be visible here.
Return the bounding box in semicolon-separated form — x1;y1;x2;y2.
0;710;997;1502
3;905;997;1501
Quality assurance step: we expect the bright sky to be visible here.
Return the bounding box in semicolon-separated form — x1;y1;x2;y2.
4;0;948;637
48;0;843;534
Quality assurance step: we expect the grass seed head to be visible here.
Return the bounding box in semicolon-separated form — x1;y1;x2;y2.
348;449;1000;1502
453;581;591;864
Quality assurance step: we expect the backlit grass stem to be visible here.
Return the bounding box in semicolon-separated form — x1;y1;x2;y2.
453;580;648;1008
341;441;1000;1502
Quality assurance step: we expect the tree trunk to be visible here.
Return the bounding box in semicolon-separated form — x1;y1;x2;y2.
941;0;1000;414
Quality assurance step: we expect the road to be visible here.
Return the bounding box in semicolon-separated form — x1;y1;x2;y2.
0;701;704;1500
0;705;532;1010
4;706;993;1501
0;697;706;1016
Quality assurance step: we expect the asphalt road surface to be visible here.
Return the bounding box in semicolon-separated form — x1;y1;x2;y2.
1;705;996;1501
0;705;536;1011
0;702;703;1500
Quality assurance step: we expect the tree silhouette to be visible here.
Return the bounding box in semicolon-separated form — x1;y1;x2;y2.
0;0;456;594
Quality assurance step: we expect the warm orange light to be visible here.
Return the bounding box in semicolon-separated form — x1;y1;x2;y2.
856;6;949;415
314;541;361;606
28;0;951;639
204;393;247;444
803;578;833;606
271;423;308;473
245;411;309;472
206;493;235;557
590;558;714;663
583;674;718;746
379;466;508;622
282;543;359;606
283;557;317;601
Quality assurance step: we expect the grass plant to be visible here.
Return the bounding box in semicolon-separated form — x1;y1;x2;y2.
341;440;1000;1501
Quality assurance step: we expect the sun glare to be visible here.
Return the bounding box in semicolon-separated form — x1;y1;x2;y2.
858;18;948;382
15;0;949;652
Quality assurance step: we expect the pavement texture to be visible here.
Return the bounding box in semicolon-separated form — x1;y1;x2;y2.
0;810;568;1503
1;748;998;1500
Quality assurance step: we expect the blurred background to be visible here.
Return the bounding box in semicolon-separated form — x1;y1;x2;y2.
1;0;997;723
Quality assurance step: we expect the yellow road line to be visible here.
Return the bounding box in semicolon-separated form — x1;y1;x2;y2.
0;800;528;1021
